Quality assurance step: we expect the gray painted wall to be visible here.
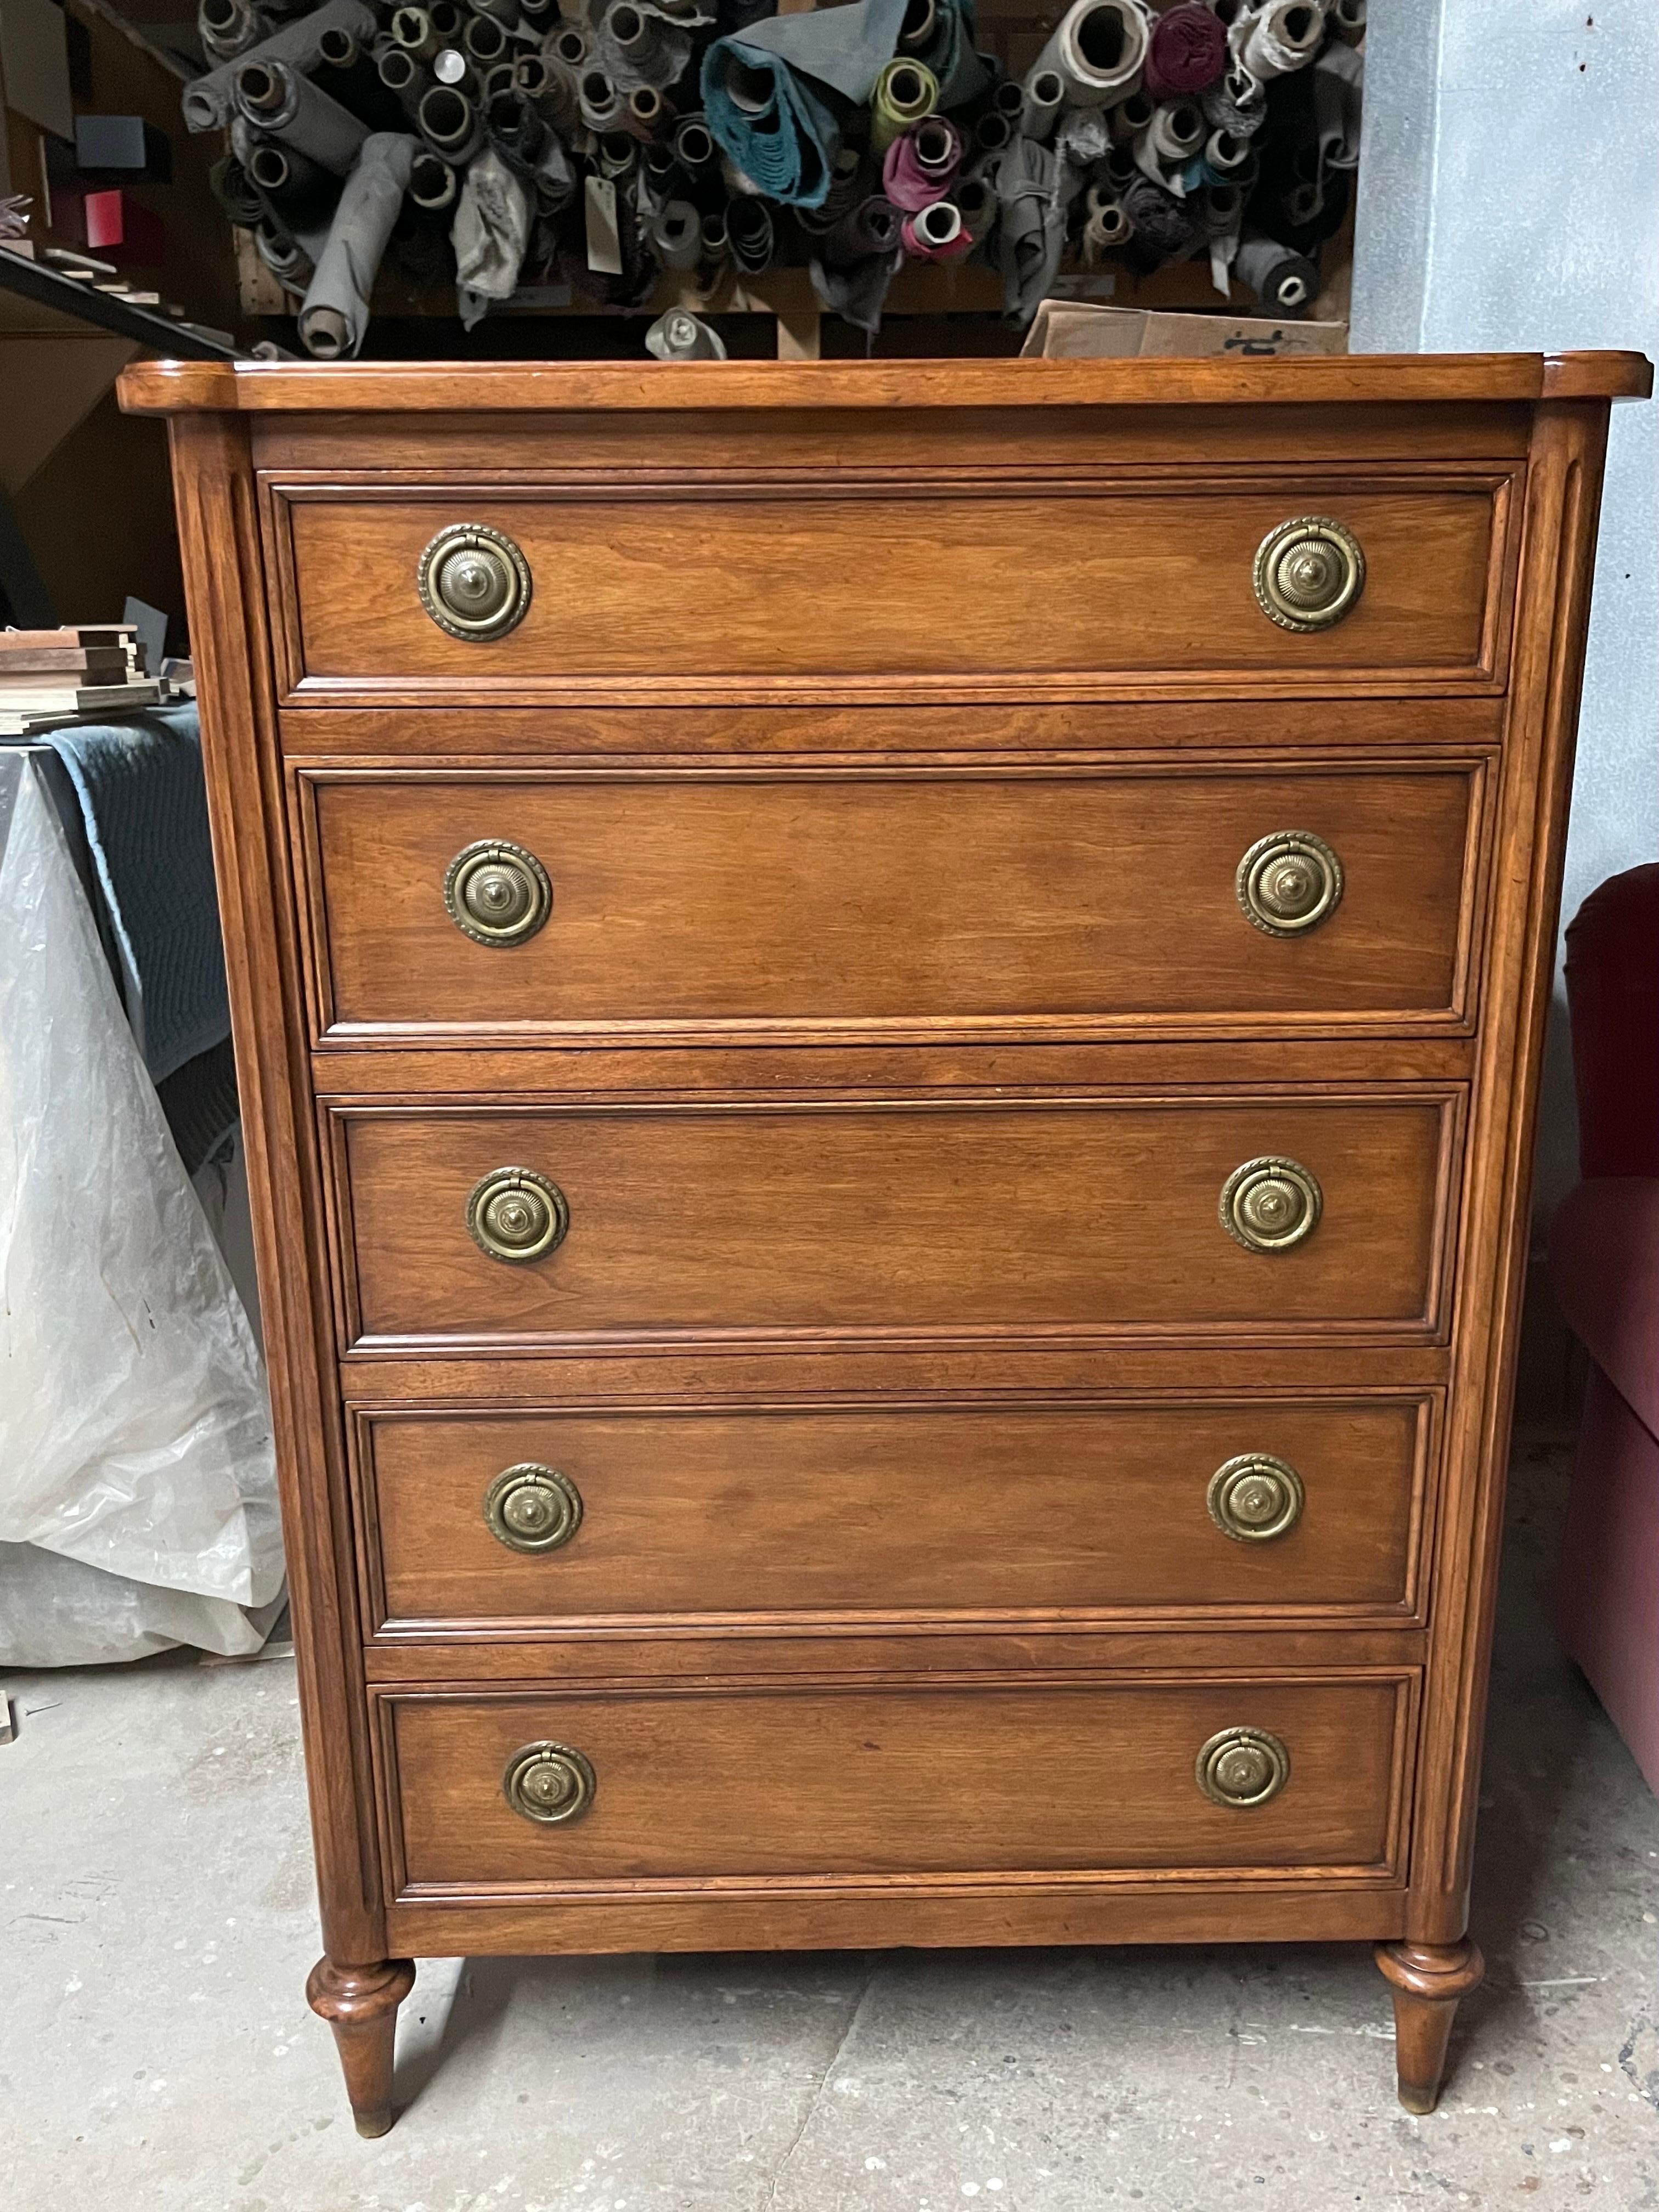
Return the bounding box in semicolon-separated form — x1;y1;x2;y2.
1351;0;1659;1214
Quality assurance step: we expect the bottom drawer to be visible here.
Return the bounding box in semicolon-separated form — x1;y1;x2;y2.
381;1674;1414;1891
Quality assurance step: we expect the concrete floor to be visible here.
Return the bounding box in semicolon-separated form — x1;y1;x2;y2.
4;1439;1657;2212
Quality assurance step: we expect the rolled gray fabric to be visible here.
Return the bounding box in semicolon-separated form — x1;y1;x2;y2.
1229;0;1326;81
255;219;314;286
727;193;774;273
297;129;417;357
1018;66;1064;143
473;0;521;24
183;0;377;132
649;196;702;268
820;193;900;268
578;66;625;131
1234;228;1318;312
452;144;532;329
1106;86;1153;143
1034;0;1150;110
200;0;271;65
645;306;727;359
533;132;576;210
1202;63;1265;136
486;86;546;163
1312;40;1363;172
1134;96;1204;186
408;148;458;208
1331;0;1364;41
808;242;901;336
377;45;430;115
463;12;509;66
417;82;484;160
233;58;371;173
246;136;340;225
390;5;438;59
593;1;702;96
210;152;266;226
988;136;1066;324
672;113;716;170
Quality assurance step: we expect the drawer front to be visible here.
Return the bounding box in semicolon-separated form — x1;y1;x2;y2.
381;1674;1413;1887
274;479;1508;694
360;1397;1431;1630
335;1097;1457;1346
302;763;1485;1042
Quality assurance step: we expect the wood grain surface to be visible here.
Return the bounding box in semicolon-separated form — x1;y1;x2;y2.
335;1095;1458;1345
302;761;1485;1042
359;1395;1432;1630
383;1674;1412;1886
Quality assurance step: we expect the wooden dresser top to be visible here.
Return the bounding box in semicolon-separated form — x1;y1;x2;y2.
118;351;1652;417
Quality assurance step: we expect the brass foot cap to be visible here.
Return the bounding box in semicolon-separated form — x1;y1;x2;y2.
353;2107;394;2139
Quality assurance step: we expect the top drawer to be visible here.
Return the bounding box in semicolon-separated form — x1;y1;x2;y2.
265;474;1515;703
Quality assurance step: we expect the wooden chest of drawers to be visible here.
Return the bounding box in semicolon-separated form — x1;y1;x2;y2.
121;348;1649;2138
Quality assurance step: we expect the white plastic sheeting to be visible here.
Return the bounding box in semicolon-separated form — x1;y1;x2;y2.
0;759;284;1664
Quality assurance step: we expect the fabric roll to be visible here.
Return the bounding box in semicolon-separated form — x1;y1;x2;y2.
716;0;909;105
183;0;377;131
872;59;938;153
1233;228;1317;312
532;131;576;210
1119;168;1201;270
1203;62;1265;134
578;65;627;131
317;30;409;129
992;78;1024;117
953;173;994;240
199;0;270;66
902;0;990;112
645;306;728;359
727;193;775;271
417;82;484;160
1101;140;1138;188
246;137;340;226
1143;2;1224;98
1053;105;1112;170
377;44;430;114
701;44;839;205
518;52;579;131
821;191;900;265
627;85;674;137
1312;40;1363;171
255;218;314;286
463;13;509;66
486;86;546;163
901;196;971;259
974;110;1012;153
391;5;439;60
698;208;729;269
882;115;961;209
1230;0;1326;81
595;1;702;94
210;153;266;226
1033;0;1149;112
1197;176;1241;233
453;143;532;327
233;59;371;173
649;195;702;267
1134;96;1204;187
672;112;718;170
408;148;458;209
297;128;416;356
986;135;1066;323
1202;122;1250;173
549;24;589;68
1106;86;1152;142
597;128;637;176
1081;192;1131;258
1331;0;1364;42
428;0;462;32
1016;66;1063;145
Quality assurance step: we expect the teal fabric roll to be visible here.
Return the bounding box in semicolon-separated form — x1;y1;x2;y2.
700;42;841;207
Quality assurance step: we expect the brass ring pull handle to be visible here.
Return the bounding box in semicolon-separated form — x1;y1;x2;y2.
1237;831;1344;937
1219;1155;1322;1254
466;1166;569;1264
444;839;551;947
1207;1453;1305;1543
483;1463;583;1553
504;1740;596;1825
1195;1726;1290;1808
1254;515;1365;632
417;522;533;641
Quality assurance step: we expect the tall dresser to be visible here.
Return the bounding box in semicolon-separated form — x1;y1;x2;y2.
121;350;1648;2135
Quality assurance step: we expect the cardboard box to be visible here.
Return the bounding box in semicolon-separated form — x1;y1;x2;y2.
1022;301;1348;361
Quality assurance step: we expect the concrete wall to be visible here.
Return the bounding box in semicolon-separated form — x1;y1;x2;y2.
1351;0;1659;1215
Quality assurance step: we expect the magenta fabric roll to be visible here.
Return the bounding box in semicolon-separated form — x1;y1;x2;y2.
882;117;963;212
1143;3;1227;99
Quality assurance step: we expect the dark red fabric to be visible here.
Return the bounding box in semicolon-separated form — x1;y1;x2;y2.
1565;863;1659;1177
1143;3;1227;98
1549;1177;1659;1438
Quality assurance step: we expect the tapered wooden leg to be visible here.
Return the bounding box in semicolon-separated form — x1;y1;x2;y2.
1375;1939;1485;2114
307;1956;416;2137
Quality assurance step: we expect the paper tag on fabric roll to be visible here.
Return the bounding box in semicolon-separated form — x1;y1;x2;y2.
585;176;623;275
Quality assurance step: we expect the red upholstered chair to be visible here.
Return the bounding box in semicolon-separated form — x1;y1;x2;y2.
1549;863;1659;1795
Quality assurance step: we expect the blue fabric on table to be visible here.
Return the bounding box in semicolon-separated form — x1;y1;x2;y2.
45;703;231;1087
